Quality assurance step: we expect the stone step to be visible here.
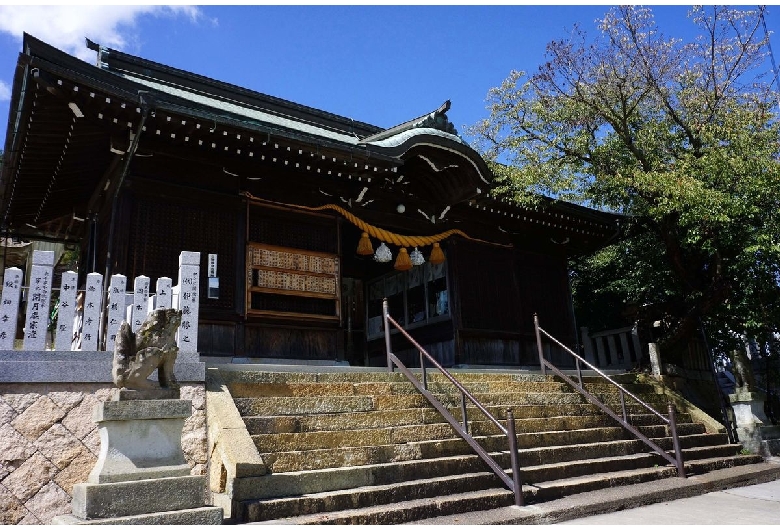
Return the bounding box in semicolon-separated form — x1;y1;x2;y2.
250;422;710;454
244;408;433;434
241;403;686;435
234;391;671;416
244;409;704;441
522;452;660;484
259;428;722;473
239;451;762;524
234;436;757;502
220;365;644;385
684;453;764;474
252;486;515;524
526;464;680;502
243;410;695;437
234;396;376;416
226;379;659;399
219;368;648;387
235;471;504;522
220;369;554;385
216;366;761;525
231;452;502;501
678;443;744;461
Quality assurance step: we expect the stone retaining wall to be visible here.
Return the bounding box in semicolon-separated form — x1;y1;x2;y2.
0;352;207;524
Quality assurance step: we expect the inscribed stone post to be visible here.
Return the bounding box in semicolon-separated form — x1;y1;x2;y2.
131;276;150;332
54;271;78;351
105;274;127;352
80;272;103;350
177;252;200;354
23;250;55;350
0;267;22;349
156;277;173;309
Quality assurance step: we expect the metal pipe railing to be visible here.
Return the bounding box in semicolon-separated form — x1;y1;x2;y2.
534;314;686;478
383;299;524;505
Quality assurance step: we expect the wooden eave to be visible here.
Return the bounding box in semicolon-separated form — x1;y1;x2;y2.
454;196;622;255
0;47;404;239
2;34;623;256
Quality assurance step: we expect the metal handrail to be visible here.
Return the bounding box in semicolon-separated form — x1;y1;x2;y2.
534;315;686;477
383;299;524;506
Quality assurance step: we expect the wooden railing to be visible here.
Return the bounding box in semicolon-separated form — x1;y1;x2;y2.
581;324;643;370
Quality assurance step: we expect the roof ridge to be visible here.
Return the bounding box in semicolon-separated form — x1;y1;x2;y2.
92;41;384;139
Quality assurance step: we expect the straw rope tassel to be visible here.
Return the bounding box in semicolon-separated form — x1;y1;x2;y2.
394;247;412;271
429;242;445;264
356;231;374;255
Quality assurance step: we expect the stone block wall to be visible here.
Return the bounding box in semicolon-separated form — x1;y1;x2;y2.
0;382;206;524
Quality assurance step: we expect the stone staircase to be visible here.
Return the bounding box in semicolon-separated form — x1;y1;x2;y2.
211;367;762;524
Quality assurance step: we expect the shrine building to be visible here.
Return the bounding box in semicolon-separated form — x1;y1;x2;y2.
0;34;620;366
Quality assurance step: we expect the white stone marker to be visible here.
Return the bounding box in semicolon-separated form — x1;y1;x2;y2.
54;271;78;351
23;250;55;350
80;272;103;351
0;267;23;349
105;274;127;352
176;252;200;354
131;275;150;332
156;277;173;309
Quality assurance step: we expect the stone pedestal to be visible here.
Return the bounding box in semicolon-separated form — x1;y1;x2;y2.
729;390;780;457
52;399;222;525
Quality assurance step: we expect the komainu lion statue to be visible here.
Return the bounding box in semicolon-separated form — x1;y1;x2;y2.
731;347;756;394
112;308;182;390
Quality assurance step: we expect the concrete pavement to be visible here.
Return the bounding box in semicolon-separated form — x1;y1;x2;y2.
558;479;780;525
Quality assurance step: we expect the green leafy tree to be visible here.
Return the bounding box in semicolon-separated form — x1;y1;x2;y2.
469;6;780;355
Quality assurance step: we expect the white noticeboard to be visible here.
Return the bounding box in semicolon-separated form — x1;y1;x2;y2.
208;254;217;278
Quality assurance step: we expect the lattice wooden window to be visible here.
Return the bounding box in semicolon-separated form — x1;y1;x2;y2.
248;207;337;254
127;196;237;311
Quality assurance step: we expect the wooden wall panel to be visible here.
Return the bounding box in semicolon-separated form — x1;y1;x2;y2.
248;206;337;254
244;325;338;360
516;250;576;346
198;323;236;356
451;240;521;333
124;193;238;314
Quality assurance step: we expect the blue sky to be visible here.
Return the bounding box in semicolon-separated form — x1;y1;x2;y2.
0;5;778;146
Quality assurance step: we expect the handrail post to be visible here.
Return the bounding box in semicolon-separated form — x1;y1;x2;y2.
461;393;469;432
668;403;686;478
576;357;583;388
420;349;428;390
506;409;524;506
620;389;627;422
383;298;393;373
534;314;546;376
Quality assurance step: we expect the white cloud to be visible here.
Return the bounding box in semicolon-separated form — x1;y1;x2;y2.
0;80;10;101
0;5;205;62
